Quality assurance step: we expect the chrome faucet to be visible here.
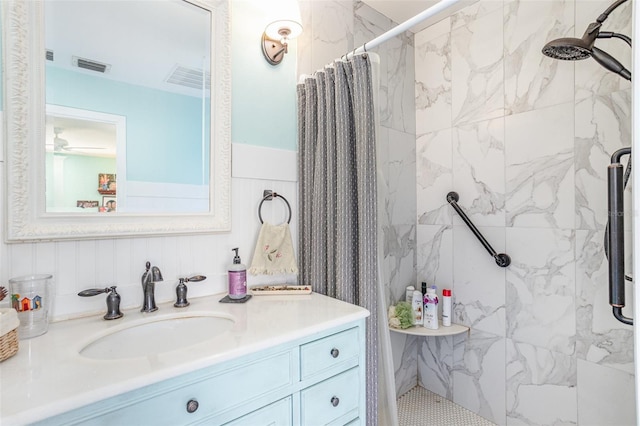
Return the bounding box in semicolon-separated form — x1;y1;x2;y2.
141;261;163;312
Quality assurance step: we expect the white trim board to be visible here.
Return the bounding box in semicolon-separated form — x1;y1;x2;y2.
232;143;297;182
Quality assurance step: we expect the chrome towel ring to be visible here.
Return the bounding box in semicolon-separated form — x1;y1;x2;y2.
258;190;292;224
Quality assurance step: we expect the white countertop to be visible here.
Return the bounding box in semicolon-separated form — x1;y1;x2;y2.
0;292;369;425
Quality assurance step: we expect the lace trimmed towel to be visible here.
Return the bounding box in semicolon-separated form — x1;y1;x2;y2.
249;222;298;275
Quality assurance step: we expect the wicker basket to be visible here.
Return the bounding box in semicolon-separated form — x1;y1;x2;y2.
0;308;19;362
0;328;19;362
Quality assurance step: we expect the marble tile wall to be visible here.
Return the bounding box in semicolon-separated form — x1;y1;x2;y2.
415;0;635;424
299;0;634;423
298;0;418;397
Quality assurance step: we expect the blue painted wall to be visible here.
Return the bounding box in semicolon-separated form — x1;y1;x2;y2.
46;66;209;185
231;1;298;151
0;2;298;153
45;153;116;210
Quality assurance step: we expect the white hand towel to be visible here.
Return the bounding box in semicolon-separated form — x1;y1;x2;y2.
0;308;19;336
249;222;298;275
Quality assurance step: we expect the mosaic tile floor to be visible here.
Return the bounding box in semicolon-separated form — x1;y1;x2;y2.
397;386;496;426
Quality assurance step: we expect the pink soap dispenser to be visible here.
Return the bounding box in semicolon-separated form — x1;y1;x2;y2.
228;248;247;299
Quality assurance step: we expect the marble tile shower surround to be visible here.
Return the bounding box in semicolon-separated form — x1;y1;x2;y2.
453;331;506;424
506;340;578;425
453;226;505;337
418;333;454;399
413;0;635;424
392;332;420;398
575;90;632;230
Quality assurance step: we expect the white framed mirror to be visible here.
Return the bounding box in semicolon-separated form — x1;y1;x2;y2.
2;0;231;242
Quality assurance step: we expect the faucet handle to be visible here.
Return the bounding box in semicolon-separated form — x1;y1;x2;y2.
174;275;207;308
78;286;124;320
78;287;111;297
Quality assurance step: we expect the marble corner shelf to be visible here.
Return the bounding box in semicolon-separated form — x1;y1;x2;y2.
389;323;469;337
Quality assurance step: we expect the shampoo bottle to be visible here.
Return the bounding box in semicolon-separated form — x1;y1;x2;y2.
228;248;247;299
424;286;439;330
411;290;423;325
442;289;452;326
405;285;415;303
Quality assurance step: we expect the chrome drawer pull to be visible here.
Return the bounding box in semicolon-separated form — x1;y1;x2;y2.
331;396;340;407
330;348;340;358
186;399;199;413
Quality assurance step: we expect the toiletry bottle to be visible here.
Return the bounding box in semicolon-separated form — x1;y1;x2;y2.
442;289;452;326
228;248;247;299
421;281;427;297
424;286;439;330
411;290;423;325
405;285;415;303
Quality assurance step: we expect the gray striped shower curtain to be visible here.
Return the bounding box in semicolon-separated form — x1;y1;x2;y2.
297;53;378;425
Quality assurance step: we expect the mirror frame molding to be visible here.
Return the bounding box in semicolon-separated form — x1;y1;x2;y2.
2;0;231;242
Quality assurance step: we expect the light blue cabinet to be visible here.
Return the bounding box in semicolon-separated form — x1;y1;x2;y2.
36;319;366;425
300;368;360;425
220;397;292;426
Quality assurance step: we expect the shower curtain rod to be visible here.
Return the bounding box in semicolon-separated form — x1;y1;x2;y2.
343;0;463;59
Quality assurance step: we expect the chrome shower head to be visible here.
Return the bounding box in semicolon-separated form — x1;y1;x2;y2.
541;37;592;60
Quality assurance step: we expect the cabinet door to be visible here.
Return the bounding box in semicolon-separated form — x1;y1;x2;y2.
221;396;292;426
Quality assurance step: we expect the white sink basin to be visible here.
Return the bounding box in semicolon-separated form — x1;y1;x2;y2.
79;313;234;360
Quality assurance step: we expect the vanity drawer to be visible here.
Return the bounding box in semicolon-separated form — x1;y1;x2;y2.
300;327;360;380
221;396;292;426
45;350;293;425
300;368;360;426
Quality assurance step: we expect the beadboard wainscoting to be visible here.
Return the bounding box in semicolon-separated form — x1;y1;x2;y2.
0;136;298;321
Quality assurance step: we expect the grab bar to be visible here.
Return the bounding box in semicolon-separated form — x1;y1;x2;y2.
607;147;633;325
446;192;511;268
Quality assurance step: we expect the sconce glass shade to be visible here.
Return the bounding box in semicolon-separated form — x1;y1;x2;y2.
263;0;302;38
264;19;303;41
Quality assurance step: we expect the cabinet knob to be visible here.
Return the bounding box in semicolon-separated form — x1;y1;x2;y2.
186;399;199;413
330;348;340;358
331;396;340;407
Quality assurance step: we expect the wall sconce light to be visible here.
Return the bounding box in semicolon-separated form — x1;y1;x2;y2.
261;2;303;65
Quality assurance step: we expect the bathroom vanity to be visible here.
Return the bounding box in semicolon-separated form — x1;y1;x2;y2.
0;293;369;425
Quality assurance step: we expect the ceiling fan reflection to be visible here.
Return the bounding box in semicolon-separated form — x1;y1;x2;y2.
47;127;106;153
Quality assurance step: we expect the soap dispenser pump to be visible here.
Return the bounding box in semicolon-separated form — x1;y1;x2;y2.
228;248;247;299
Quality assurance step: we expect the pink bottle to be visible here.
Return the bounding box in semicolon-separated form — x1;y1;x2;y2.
228;248;247;299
